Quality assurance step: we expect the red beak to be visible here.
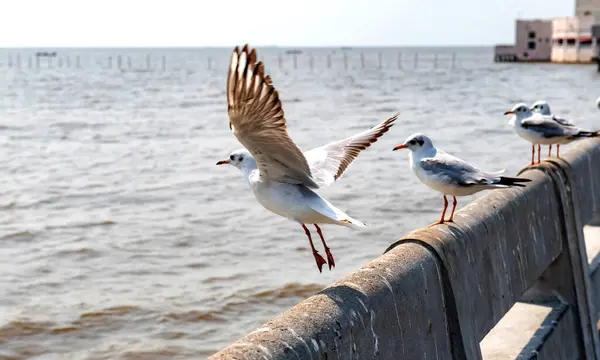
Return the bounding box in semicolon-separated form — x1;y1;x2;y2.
393;144;407;151
216;160;230;165
504;110;514;115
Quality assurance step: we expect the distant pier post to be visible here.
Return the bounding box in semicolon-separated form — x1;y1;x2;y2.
326;54;331;69
117;55;122;70
343;52;348;70
414;53;418;68
146;54;151;70
397;52;402;69
360;52;365;69
378;52;382;69
451;52;456;69
293;53;297;69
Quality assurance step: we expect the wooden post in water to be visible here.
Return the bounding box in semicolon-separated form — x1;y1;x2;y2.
146;54;151;70
326;54;331;69
117;55;122;70
35;55;40;70
58;57;63;68
343;53;348;70
414;53;418;68
397;52;402;69
162;55;166;71
293;53;297;69
65;56;71;68
452;52;456;69
16;53;21;69
360;52;365;69
127;56;132;69
75;55;80;68
378;52;382;69
7;53;12;68
433;54;438;68
309;54;314;71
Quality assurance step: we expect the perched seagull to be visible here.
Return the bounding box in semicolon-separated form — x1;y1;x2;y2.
530;100;574;157
393;133;531;226
216;44;399;273
504;103;599;165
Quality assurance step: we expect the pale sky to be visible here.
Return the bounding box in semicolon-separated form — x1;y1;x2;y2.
0;0;575;47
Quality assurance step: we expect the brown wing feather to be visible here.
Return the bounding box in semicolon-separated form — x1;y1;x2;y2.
334;113;399;180
226;44;318;188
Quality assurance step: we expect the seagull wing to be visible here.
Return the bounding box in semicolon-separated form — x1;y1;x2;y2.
227;45;318;188
303;113;399;187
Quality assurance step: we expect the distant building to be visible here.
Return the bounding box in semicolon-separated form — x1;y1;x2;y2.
575;0;600;19
494;19;552;62
495;0;600;64
551;16;597;63
514;20;553;61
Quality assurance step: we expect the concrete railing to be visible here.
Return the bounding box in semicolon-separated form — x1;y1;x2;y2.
209;138;600;360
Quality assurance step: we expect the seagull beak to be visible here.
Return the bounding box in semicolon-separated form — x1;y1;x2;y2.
393;144;407;151
503;110;514;115
216;159;230;165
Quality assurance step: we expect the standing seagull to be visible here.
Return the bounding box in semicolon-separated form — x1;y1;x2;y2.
530;100;574;157
393;133;531;226
504;103;599;165
216;44;399;272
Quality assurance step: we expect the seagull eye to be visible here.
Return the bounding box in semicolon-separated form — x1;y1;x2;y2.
229;155;235;161
409;140;416;145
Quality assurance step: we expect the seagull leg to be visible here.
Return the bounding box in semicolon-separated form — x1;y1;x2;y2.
302;224;326;273
314;224;335;270
537;144;541;164
530;144;535;166
548;145;552;157
446;196;458;222
429;195;448;227
557;144;560;158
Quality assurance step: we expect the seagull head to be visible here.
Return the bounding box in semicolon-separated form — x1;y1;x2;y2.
503;103;531;117
530;100;551;115
393;133;434;152
216;148;254;170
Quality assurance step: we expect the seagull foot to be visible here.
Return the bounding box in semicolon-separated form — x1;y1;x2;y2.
312;251;327;273
428;220;445;227
324;246;335;270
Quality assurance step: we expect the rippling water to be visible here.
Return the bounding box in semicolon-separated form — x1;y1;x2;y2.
0;47;598;359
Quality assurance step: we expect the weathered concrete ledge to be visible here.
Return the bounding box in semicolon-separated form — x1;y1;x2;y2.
210;138;600;360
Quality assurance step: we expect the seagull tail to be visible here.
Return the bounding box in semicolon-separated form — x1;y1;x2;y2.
574;129;600;138
496;176;532;187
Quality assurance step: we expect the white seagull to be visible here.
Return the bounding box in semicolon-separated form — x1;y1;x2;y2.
393;133;531;226
530;100;575;157
504;103;599;165
216;44;399;272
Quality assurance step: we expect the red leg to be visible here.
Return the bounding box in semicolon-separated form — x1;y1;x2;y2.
447;196;458;222
314;224;334;270
548;145;552;157
530;144;535;166
557;144;560;158
429;195;448;227
537;144;541;164
302;224;326;273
